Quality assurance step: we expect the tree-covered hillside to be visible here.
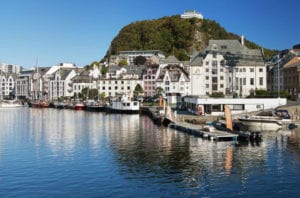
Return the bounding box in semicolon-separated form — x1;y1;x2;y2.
104;15;277;62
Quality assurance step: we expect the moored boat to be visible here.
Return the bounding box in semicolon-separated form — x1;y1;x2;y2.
53;101;66;109
74;103;85;110
238;109;292;131
85;101;106;112
106;94;140;114
0;100;26;108
30;100;50;108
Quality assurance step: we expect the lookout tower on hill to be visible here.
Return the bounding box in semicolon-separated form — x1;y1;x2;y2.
181;10;203;19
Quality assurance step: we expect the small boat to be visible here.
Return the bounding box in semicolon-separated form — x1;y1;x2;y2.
106;94;140;114
0;100;26;108
74;103;85;110
53;101;66;109
238;109;292;131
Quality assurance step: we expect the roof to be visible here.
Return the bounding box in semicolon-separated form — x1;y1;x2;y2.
164;55;181;64
191;39;265;66
284;56;300;68
157;64;189;82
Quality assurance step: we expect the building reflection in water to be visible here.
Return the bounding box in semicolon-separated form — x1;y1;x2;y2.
1;108;300;193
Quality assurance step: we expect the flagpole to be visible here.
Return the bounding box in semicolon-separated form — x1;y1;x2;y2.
277;54;280;98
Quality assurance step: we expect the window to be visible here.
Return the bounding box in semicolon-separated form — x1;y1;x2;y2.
243;78;246;85
165;87;169;91
212;69;218;75
212;84;218;91
220;76;224;80
206;76;209;80
212;60;218;67
213;52;217;58
259;77;263;85
250;78;254;85
165;81;169;85
206;68;209;72
250;68;254;72
259;68;263;72
220;84;224;88
243;68;246;72
206;84;209;88
127;86;130;90
212;77;218;83
115;86;118;90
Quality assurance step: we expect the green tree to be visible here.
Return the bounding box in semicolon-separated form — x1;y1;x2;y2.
99;92;106;101
155;87;164;97
100;65;108;75
118;60;128;66
133;83;144;97
89;89;99;100
133;56;146;65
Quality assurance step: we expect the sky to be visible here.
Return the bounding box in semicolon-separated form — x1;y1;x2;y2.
0;0;299;68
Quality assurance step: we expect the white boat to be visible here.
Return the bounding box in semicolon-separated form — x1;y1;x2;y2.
106;94;140;114
0;100;26;108
238;109;292;131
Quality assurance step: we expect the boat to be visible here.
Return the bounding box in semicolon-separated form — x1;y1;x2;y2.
85;101;106;112
106;94;140;114
30;100;50;108
0;100;26;108
238;109;292;131
53;101;66;109
74;103;85;110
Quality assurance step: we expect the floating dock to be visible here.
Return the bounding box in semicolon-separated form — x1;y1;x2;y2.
168;121;238;141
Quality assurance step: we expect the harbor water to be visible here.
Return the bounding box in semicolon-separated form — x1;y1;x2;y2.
0;108;300;197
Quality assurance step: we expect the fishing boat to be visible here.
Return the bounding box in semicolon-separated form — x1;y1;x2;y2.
0;100;26;108
106;94;140;114
238;109;292;131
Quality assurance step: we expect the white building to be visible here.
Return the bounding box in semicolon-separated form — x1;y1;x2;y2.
48;68;77;100
181;10;203;19
15;69;34;99
0;72;16;99
0;63;21;74
97;65;145;98
156;64;190;101
117;50;165;65
189;39;266;97
184;96;287;116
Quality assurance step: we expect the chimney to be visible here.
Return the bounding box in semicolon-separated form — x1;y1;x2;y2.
240;35;245;45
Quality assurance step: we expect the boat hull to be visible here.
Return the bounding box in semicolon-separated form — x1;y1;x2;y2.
30;102;49;108
85;105;106;112
105;107;140;114
238;118;290;131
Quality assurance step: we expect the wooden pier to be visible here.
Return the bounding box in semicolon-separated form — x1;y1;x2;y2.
168;121;238;141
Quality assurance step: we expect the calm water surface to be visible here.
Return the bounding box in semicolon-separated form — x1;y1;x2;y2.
0;108;300;197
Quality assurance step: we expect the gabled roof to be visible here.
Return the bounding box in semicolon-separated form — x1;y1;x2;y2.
164;55;181;64
284;56;300;68
157;64;189;82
